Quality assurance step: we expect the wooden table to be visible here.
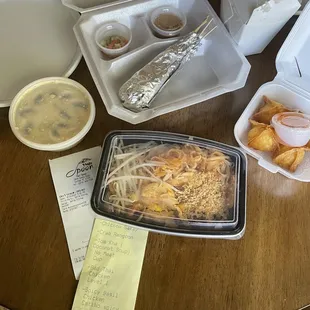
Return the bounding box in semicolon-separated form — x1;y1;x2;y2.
1;4;309;310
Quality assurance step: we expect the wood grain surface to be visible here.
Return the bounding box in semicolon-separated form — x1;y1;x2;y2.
0;2;309;310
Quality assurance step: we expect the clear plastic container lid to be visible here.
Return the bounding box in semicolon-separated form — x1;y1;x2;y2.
91;131;247;237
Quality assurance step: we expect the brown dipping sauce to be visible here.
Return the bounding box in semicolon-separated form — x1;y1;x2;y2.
154;13;183;31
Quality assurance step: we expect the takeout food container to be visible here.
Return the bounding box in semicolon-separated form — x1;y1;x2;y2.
220;0;300;56
61;0;250;124
234;2;310;182
0;0;81;108
9;77;96;151
91;131;247;239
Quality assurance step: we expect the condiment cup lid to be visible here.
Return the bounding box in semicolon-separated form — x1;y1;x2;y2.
95;22;132;56
150;6;187;37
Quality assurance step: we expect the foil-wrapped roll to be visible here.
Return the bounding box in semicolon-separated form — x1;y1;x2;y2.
119;17;215;112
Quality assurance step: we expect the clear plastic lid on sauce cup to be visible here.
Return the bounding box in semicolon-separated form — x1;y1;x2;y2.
272;112;310;147
91;131;247;239
150;6;187;37
95;22;132;58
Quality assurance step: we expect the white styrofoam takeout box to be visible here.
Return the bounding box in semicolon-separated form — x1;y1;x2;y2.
0;0;81;108
61;0;250;124
220;0;301;56
234;1;310;182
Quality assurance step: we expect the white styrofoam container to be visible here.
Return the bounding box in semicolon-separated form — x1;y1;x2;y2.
62;0;250;124
0;0;82;108
234;1;310;182
221;0;301;56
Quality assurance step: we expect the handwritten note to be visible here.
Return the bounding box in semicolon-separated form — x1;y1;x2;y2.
72;219;148;310
49;146;102;279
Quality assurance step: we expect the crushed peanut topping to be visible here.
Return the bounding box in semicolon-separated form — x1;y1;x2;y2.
176;171;228;220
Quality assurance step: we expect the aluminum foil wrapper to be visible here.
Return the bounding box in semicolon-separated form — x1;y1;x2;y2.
119;33;202;112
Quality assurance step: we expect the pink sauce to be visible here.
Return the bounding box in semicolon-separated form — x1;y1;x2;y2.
278;113;310;129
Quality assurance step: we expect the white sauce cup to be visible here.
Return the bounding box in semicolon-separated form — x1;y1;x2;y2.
271;112;310;147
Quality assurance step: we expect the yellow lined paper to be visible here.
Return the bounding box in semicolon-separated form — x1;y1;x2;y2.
72;219;148;310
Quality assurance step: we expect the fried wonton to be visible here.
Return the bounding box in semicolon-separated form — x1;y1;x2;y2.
273;145;306;172
248;120;279;152
252;96;291;124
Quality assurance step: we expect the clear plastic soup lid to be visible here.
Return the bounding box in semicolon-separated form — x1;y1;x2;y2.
91;131;247;235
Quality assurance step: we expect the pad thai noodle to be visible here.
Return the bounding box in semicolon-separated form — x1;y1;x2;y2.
103;140;236;223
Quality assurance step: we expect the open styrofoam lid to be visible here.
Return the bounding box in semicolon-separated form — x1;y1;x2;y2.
225;0;301;25
228;0;260;23
276;1;310;94
0;0;81;108
62;0;135;13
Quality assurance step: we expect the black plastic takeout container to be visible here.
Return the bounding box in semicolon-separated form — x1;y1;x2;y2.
91;131;247;239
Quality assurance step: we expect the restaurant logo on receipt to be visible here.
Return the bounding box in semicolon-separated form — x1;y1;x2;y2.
66;158;94;178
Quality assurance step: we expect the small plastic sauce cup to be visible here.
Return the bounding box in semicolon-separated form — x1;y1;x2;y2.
150;6;187;37
95;22;132;58
271;112;310;147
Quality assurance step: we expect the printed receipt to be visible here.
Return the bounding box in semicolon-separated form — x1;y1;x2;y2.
49;146;102;279
72;219;148;310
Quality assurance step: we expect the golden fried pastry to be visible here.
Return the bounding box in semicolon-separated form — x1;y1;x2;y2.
252;96;290;124
273;145;305;172
248;120;279;152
